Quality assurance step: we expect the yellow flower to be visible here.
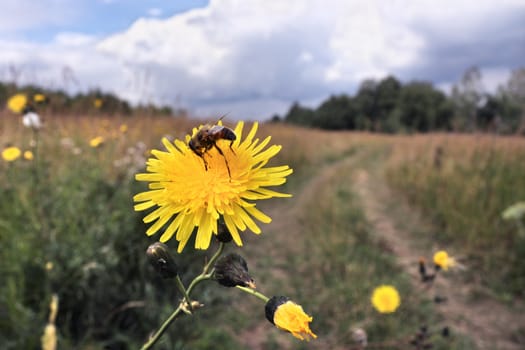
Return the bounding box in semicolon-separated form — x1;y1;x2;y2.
433;250;455;271
7;93;27;114
134;121;293;252
94;98;103;109
371;285;401;313
89;136;104;148
119;124;128;133
2;146;22;162
265;296;317;341
34;93;46;103
24;150;34;160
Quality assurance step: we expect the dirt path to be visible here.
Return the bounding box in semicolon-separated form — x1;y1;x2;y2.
235;148;524;350
237;154;361;350
354;165;525;350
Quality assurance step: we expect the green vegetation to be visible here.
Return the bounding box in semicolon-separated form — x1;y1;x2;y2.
0;114;521;349
0;81;174;116
386;136;525;297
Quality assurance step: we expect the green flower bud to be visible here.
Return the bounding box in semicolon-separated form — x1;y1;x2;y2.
146;242;178;278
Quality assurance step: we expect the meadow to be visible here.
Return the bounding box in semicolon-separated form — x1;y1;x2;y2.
1;111;524;349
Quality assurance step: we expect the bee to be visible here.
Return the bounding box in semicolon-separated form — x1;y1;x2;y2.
189;117;236;178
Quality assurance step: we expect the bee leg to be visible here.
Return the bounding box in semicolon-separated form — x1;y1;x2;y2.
229;140;236;155
195;153;208;171
214;144;232;180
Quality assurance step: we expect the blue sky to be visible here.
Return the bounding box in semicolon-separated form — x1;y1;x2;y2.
1;0;524;120
4;0;209;42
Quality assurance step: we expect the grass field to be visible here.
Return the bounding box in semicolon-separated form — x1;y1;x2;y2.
1;112;523;349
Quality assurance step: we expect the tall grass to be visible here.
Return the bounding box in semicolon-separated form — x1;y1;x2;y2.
0;113;515;348
386;133;525;296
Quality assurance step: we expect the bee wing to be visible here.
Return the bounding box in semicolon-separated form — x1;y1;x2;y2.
209;125;225;135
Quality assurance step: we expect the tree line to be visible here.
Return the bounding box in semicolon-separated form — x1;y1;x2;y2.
277;67;525;134
0;82;175;116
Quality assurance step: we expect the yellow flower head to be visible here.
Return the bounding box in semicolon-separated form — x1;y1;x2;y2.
134;121;293;252
34;93;47;103
2;146;22;162
7;93;28;114
119;124;128;133
371;285;401;313
265;296;317;341
94;98;103;109
89;136;104;148
24;150;34;160
433;250;455;271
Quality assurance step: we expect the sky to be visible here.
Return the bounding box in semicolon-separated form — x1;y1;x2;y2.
1;0;524;120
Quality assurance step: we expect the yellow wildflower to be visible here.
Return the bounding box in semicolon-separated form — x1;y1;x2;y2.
24;150;34;160
134;121;293;252
7;93;27;114
433;250;455;271
2;146;22;162
89;136;104;148
120;124;128;133
371;285;401;313
265;296;317;341
34;93;47;103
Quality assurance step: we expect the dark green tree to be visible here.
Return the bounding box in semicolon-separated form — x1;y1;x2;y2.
396;82;453;132
313;94;357;130
284;102;316;126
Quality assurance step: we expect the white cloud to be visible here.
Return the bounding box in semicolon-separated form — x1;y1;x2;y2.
0;33;124;93
1;0;524;119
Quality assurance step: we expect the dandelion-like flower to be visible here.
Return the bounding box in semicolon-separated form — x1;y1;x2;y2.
34;93;47;103
7;93;28;114
134;121;293;252
371;285;400;313
2;146;22;162
89;136;104;148
265;296;317;341
24;150;34;160
433;250;455;271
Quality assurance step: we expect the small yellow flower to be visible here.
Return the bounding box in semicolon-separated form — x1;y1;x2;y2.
2;146;22;162
134;121;293;252
433;250;455;271
265;296;317;341
24;150;34;160
34;93;47;103
89;136;104;148
120;124;128;133
371;285;401;313
7;93;27;114
45;261;54;271
94;98;103;109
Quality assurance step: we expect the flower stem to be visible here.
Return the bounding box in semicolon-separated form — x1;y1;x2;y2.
140;304;183;350
203;242;225;274
174;275;193;312
140;242;226;350
236;285;270;303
